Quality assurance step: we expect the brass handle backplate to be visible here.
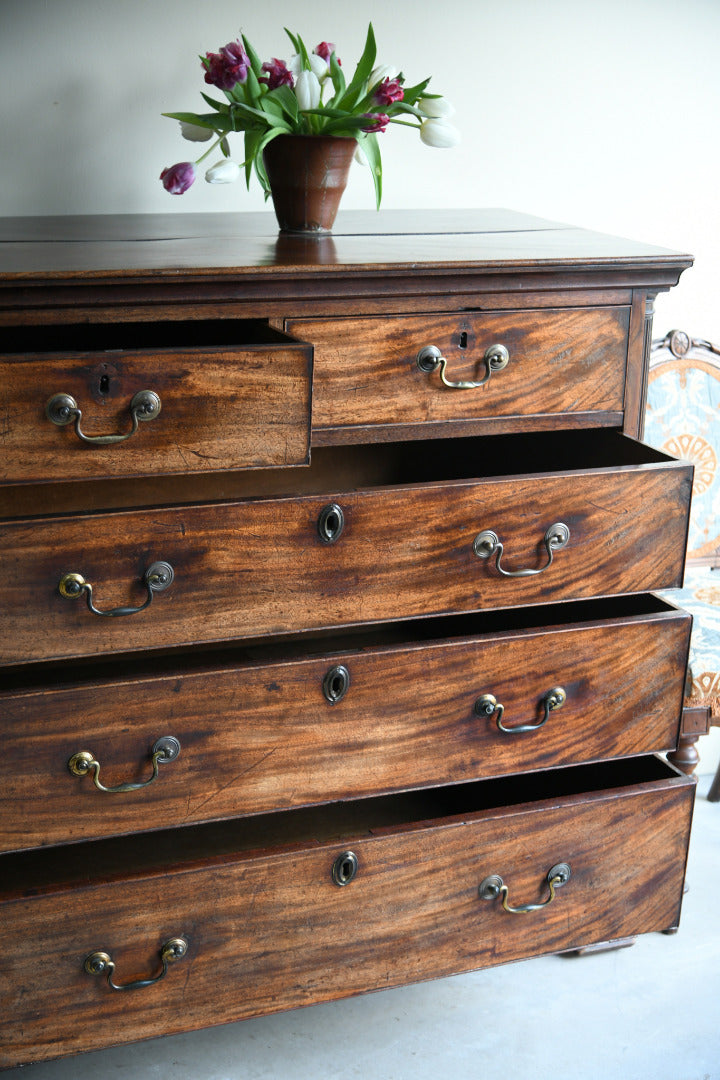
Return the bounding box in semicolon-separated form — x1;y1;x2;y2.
45;390;161;445
475;687;567;734
417;343;510;389
473;522;570;577
479;863;571;914
68;736;181;793
58;561;174;617
84;937;188;991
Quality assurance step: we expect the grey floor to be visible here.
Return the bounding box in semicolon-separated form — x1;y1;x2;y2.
7;774;720;1080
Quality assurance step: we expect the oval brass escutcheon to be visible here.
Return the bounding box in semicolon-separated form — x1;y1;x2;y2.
332;850;359;886
323;664;350;704
317;503;345;544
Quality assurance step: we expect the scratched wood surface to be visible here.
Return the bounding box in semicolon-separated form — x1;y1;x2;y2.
0;759;694;1068
0;210;695;1070
0;326;312;484
0;599;690;852
0;434;692;665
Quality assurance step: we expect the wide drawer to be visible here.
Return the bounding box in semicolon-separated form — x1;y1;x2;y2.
0;431;692;664
0;757;694;1068
0;596;691;853
0;320;312;483
284;307;630;441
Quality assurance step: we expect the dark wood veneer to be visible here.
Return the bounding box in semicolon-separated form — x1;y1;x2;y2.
0;210;694;1070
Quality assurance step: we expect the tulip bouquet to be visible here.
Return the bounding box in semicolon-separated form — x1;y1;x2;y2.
160;23;459;207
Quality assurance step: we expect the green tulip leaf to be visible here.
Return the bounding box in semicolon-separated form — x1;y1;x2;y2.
339;23;377;110
199;93;230;114
241;35;264;79
357;132;382;209
269;84;300;122
162;111;227;132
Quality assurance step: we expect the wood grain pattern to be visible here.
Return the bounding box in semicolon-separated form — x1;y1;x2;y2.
0;434;692;664
288;306;629;435
0;759;694;1068
0;210;695;1070
0;209;692;281
0;326;312;484
0;599;690;852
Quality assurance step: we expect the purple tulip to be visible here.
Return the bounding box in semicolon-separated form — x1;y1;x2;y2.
260;58;294;90
160;161;196;194
203;39;250;90
374;77;403;106
361;112;390;134
314;41;340;67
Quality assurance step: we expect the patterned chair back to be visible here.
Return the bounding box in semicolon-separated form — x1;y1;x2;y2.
646;329;720;568
645;329;720;724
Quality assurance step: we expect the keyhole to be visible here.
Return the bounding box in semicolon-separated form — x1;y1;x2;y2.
322;664;350;704
459;331;468;349
318;503;345;544
332;851;359;886
99;374;110;395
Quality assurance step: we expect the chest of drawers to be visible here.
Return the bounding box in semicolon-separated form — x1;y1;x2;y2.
0;209;695;1068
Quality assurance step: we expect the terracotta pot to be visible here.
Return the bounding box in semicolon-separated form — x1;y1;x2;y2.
262;135;357;233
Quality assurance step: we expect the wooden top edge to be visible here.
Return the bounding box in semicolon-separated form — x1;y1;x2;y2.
0;209;694;282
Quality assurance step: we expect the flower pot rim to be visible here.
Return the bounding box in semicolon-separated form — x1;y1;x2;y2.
268;133;358;143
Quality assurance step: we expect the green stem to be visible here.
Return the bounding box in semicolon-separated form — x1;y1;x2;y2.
195;135;226;165
388;118;421;129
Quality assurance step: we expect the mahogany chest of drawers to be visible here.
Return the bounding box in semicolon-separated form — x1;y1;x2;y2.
0;209;695;1068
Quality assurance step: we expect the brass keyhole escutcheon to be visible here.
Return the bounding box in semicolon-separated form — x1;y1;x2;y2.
317;503;345;544
332;850;359;886
323;665;350;704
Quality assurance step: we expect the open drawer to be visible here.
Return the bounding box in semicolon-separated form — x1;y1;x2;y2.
0;595;691;853
0;430;692;663
0;319;313;483
0;756;695;1068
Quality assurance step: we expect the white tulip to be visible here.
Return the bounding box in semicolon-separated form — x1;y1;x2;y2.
288;53;328;80
294;69;322;111
418;96;455;119
419;118;461;148
368;64;398;88
179;121;213;142
204;159;241;184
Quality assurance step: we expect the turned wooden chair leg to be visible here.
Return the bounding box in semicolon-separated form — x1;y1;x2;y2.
708;761;720;802
673;704;720;800
667;732;702;775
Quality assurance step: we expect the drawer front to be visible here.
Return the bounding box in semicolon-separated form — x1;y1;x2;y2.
0;760;694;1067
0;601;691;852
0;329;312;483
285;307;629;439
0;444;691;664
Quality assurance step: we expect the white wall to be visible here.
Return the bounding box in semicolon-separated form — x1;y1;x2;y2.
2;0;719;770
2;0;719;336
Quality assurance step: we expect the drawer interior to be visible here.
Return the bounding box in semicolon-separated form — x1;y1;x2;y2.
0;755;688;899
0;592;682;691
1;318;301;355
1;428;682;518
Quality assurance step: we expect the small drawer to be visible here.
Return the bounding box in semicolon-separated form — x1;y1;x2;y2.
0;430;692;664
0;596;690;853
0;320;312;483
0;756;694;1067
284;307;630;441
